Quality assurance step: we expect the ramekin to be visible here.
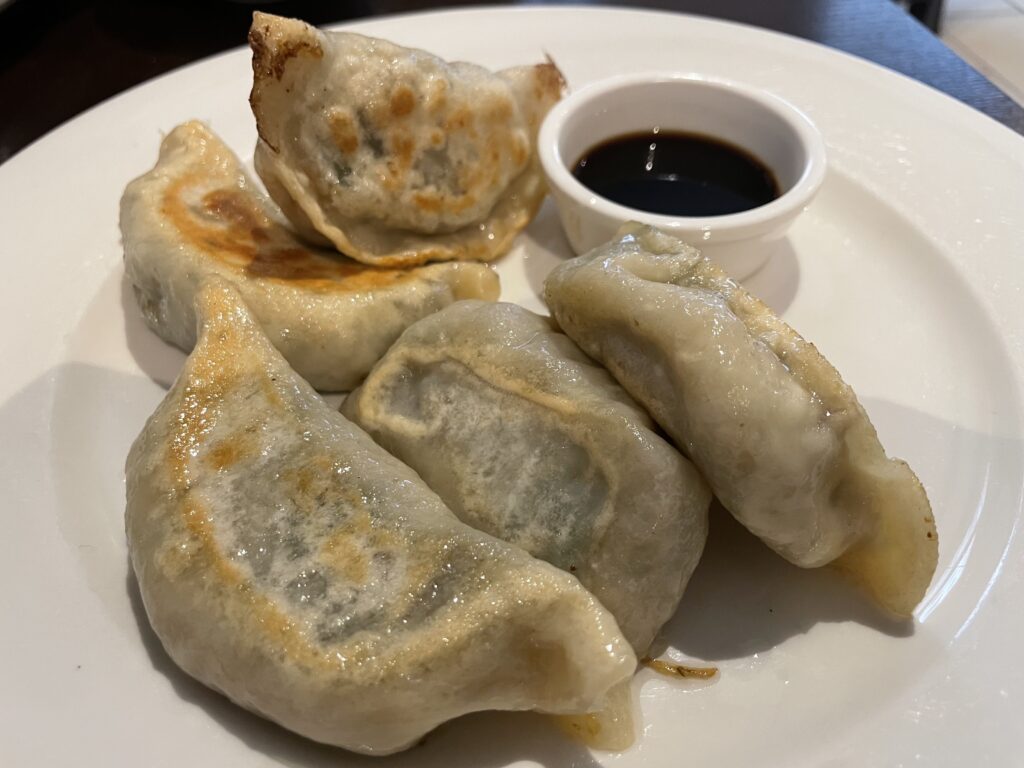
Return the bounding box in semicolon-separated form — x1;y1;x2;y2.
538;73;827;278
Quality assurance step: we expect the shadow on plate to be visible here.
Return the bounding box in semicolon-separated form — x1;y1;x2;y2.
517;204;801;318
105;260;1017;758
125;567;606;768
741;237;800;315
660;501;913;662
519;199;574;303
121;272;184;390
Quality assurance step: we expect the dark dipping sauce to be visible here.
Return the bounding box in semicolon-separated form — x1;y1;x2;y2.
572;130;780;217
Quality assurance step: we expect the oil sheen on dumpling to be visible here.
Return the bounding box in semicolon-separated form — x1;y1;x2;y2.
248;12;564;266
343;300;711;654
125;279;636;755
544;224;938;617
120;121;498;391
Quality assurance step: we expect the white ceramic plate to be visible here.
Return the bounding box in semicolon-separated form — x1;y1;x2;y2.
2;7;1022;767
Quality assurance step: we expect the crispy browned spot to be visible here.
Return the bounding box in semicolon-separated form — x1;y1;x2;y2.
328;111;360;154
445;107;472;132
390;85;416;118
161;310;332;668
413;163;479;217
487;99;513;123
162;176;416;291
391;132;415;167
156;287;496;674
321;530;370;585
426;79;448;115
279;455;347;516
447;193;478;216
412;192;443;214
204;433;255;471
381;131;415;193
317;509;401;587
347;144;546;267
511;136;528;168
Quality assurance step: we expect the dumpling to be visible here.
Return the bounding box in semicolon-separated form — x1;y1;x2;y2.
120;121;498;391
544;224;938;616
125;278;636;755
342;300;711;653
248;12;564;266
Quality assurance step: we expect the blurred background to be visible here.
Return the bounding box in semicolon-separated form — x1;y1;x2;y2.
1;0;1022;164
941;0;1024;106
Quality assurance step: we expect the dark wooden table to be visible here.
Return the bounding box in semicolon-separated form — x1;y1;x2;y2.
2;0;1023;165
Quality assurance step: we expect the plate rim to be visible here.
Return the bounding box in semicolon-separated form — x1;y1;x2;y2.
1;6;1023;766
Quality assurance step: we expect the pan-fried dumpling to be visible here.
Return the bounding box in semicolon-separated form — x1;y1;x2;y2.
343;300;711;653
248;12;564;266
125;279;636;755
544;224;938;617
120;121;498;391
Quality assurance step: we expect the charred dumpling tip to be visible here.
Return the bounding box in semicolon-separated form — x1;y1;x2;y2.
248;13;323;151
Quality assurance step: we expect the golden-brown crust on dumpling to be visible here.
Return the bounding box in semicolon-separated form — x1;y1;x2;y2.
120;121;500;391
247;13;565;267
162;169;412;291
126;279;637;754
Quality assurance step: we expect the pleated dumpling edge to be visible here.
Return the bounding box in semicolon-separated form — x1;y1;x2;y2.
544;223;938;618
119;120;499;392
125;277;636;755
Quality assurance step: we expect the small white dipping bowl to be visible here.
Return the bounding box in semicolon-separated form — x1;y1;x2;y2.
538;73;827;279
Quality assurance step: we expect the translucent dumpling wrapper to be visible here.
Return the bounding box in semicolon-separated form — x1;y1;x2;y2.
544;224;938;617
120;121;498;391
343;300;711;654
248;12;564;266
125;278;636;755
